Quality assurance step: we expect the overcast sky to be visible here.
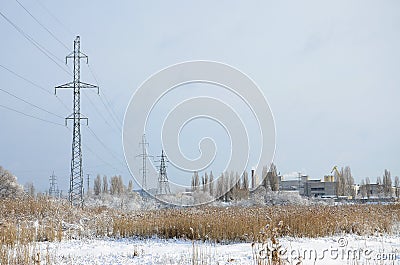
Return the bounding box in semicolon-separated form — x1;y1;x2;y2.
0;0;399;192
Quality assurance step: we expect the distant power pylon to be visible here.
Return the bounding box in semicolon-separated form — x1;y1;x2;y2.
55;36;98;207
137;134;152;190
157;150;171;195
49;172;59;198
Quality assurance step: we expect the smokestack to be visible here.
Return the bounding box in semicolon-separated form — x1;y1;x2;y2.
251;168;255;189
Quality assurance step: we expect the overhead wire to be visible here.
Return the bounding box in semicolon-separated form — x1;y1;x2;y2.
34;0;74;36
63;125;126;175
1;5;128;176
0;106;125;174
82;90;120;135
0;86;64;119
0;103;64;127
86;126;127;168
85;76;138;155
82;142;124;174
82;65;131;174
0;11;71;76
87;64;123;130
0;63;70;112
14;0;70;50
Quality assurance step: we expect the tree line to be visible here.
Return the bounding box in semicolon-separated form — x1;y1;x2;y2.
1;164;399;201
190;163;280;202
359;169;399;199
93;174;134;196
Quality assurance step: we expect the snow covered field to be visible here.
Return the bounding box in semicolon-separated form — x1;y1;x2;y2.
38;235;400;265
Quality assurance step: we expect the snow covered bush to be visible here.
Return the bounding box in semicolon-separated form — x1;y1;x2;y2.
0;166;23;198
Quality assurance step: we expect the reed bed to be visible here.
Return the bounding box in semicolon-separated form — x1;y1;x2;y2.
1;197;400;264
113;204;400;242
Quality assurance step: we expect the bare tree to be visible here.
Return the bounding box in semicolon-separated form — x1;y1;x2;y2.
376;176;383;198
223;171;231;201
94;174;101;195
383;169;392;197
360;179;367;198
394;176;399;198
228;172;241;200
127;180;133;193
226;171;237;201
119;176;125;193
191;172;200;192
0;166;22;198
262;165;269;191
24;182;35;197
110;175;124;195
209;171;214;196
267;163;279;191
216;173;225;201
343;166;355;197
102;175;108;194
235;171;249;200
335;166;354;197
242;171;249;191
202;172;209;192
334;168;344;196
365;177;371;199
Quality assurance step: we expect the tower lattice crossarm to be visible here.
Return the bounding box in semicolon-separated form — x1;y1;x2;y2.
55;36;98;207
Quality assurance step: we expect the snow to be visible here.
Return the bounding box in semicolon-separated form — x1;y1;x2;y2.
37;235;400;264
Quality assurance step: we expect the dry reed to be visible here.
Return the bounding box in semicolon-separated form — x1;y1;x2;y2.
1;197;400;264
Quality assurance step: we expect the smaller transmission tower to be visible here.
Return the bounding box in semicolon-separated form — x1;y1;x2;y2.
157;150;171;195
49;172;59;198
137;134;152;190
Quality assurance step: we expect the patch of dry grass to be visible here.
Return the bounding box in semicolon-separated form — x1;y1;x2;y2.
113;204;400;242
1;197;400;264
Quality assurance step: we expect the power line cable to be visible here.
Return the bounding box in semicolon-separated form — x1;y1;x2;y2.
14;0;69;50
82;141;123;174
62;126;127;175
98;92;122;130
0;63;70;112
0;87;64;119
34;0;74;36
0;11;70;76
86;126;126;167
82;90;119;135
0;103;64;127
87;64;122;130
61;126;124;174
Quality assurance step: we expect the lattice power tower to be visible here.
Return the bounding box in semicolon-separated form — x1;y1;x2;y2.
49;172;59;198
56;36;98;207
138;134;151;190
157;150;171;195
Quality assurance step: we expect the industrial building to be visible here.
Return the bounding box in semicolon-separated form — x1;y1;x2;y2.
279;174;337;198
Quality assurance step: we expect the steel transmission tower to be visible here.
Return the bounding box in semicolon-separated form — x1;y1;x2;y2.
55;36;98;207
157;150;171;195
49;172;59;198
137;134;151;190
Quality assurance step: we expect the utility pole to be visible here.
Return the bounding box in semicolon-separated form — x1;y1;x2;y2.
49;171;59;198
137;134;151;190
55;36;98;207
157;150;171;195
